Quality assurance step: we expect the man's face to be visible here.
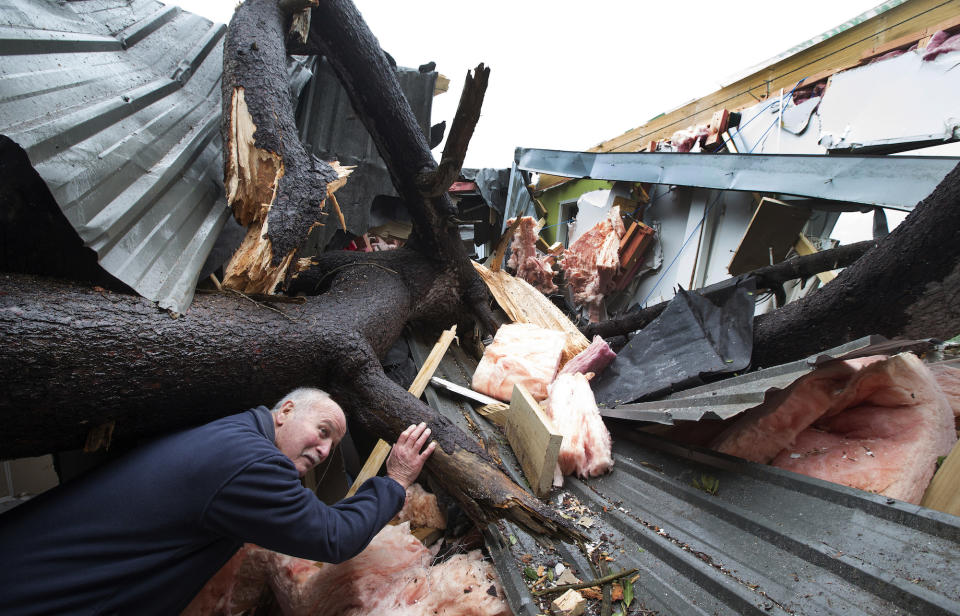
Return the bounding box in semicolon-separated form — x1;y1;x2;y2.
274;398;346;477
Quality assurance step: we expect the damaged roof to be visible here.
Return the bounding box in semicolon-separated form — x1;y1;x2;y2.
0;0;440;313
409;330;960;615
0;0;229;313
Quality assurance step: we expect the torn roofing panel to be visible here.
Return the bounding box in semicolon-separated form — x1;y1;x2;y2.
295;57;437;253
411;332;960;615
0;0;229;313
516;148;960;210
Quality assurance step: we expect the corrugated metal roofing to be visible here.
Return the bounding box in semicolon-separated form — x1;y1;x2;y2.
0;0;229;313
601;336;939;425
407;331;960;615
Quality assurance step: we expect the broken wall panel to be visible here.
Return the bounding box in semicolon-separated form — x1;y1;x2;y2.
0;0;229;313
818;49;960;153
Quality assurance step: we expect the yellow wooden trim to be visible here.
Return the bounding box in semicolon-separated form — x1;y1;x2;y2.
594;0;960;153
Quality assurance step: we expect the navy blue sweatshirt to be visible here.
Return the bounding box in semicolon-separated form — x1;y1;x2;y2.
0;407;406;615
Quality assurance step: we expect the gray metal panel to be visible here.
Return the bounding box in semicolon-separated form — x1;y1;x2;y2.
600;337;938;423
0;0;229;313
515;148;960;210
296;58;436;253
412;338;960;615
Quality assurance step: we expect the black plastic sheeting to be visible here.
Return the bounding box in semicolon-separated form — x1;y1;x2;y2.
595;280;756;407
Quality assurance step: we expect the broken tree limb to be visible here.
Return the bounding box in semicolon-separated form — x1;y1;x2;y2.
417;63;490;198
222;0;341;268
304;0;497;336
346;324;457;497
584;238;878;340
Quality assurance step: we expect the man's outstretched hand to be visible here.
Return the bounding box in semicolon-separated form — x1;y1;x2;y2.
386;422;437;489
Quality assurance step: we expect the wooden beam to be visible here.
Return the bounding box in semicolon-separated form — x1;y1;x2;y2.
592;0;960;153
345;325;457;497
504;384;562;498
859;13;960;61
921;440;960;516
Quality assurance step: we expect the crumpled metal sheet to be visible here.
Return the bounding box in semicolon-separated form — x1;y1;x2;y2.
600;336;938;425
515;147;960;211
0;0;230;313
411;332;960;615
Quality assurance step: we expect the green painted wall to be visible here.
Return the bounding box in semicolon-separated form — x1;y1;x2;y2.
537;179;614;245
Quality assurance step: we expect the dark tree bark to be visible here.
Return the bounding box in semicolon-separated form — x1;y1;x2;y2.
752;162;960;367
0;266;579;541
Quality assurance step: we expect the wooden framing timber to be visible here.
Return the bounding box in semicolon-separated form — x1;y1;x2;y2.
504;383;562;498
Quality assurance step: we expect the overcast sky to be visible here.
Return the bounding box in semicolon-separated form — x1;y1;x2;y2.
163;0;885;169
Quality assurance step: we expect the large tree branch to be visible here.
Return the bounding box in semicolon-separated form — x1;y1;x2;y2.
0;264;581;541
221;0;339;278
585;239;877;339
417;63;490;197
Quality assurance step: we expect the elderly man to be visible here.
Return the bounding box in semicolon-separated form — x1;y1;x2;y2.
0;387;435;615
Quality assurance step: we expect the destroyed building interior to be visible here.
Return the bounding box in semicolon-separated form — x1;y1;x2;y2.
2;0;960;615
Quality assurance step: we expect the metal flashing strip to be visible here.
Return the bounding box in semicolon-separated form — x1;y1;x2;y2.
515;147;960;210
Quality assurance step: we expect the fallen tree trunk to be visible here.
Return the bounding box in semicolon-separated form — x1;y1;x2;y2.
0;266;579;541
752;161;960;368
0;0;585;543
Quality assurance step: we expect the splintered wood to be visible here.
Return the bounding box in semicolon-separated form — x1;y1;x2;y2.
472;260;589;365
222;86;351;294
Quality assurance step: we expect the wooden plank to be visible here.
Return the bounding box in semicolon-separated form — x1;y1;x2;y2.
591;0;960;153
471;260;589;365
727;197;811;276
407;325;458;398
794;234;838;285
860;13;960;61
504;384;562;498
921;440;960;516
345;325;457;497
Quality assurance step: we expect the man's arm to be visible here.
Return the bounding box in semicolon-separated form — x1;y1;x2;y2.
203;423;436;563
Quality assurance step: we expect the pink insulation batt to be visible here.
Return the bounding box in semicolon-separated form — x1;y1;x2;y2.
184;486;508;616
545;372;614;482
558;335;616;379
506;216;557;294
471;322;566;401
711;353;956;504
929;363;960;419
560;206;625;322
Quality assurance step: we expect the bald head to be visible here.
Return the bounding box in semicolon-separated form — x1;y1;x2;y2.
272;387;347;476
